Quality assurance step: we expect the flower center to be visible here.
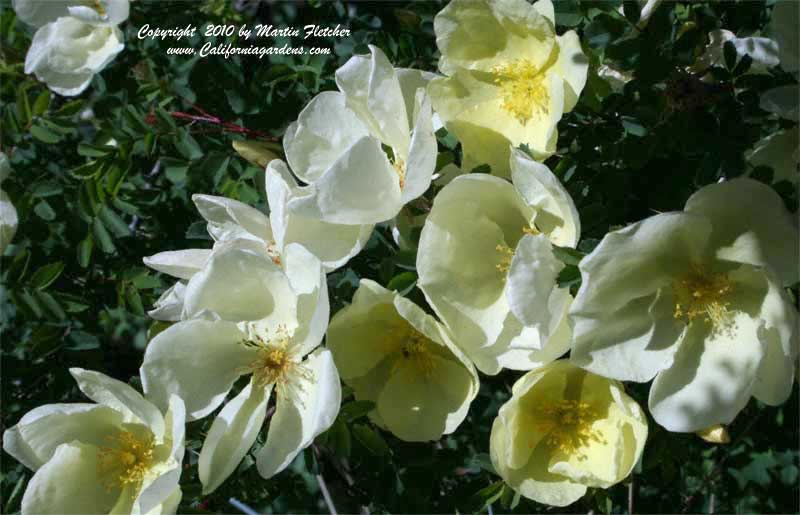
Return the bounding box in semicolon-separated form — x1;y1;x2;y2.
266;241;281;266
537;400;604;458
492;59;549;124
239;326;312;400
389;324;437;379
393;158;406;190
673;264;734;330
495;225;540;274
98;430;156;491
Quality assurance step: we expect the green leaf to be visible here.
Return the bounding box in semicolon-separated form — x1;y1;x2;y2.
352;424;390;456
98;205;131;238
468;481;505;513
386;271;417;296
77;236;94;268
30;124;61;144
92;217;116;254
325;417;352;459
78;143;115;158
339;400;376;422
31;89;51;117
175;129;204;160
29;262;65;290
723;40;737;70
125;285;145;316
552;245;585;266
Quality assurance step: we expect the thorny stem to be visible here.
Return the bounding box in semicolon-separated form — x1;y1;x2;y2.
145;104;278;141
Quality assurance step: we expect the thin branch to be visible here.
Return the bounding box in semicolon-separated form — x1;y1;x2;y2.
229;497;260;515
628;476;635;514
316;473;338;515
708;493;715;514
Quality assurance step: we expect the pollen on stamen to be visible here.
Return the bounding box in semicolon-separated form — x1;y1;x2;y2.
536;399;604;459
391;327;437;379
491;59;549;124
673;264;735;334
90;0;107;16
266;242;282;266
392;158;406;190
238;326;314;402
97;430;156;492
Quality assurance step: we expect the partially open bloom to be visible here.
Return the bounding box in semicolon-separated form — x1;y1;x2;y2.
0;153;18;253
428;0;588;175
283;45;437;225
417;148;579;374
24;16;124;96
3;368;185;515
570;178;798;432
490;361;647;507
12;0;129;27
327;280;478;442
141;239;339;494
143;175;371;319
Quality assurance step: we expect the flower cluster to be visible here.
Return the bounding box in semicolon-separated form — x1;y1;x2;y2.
13;0;129;96
4;0;798;512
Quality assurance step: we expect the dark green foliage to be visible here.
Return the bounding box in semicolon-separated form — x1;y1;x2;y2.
0;1;796;513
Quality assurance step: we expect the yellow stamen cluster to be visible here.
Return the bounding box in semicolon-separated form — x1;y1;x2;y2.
673;264;734;330
495;225;540;274
98;430;155;491
393;158;406;190
239;326;312;399
492;59;549;124
395;327;436;377
496;244;515;273
537;400;604;458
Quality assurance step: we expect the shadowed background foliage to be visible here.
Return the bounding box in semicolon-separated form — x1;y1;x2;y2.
1;0;797;513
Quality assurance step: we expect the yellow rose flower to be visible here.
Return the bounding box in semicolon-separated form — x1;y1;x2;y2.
428;0;588;176
327;279;479;442
490;361;647;507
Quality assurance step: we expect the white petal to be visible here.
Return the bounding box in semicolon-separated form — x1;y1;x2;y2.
256;348;341;479
140;319;253;420
759;85;799;122
649;313;764;432
283;91;371;184
510;148;580;247
281;243;329;357
506;233;565;329
684;178;799;286
266;160;373;271
0;188;19;254
199;382;271;494
747;126;799;185
533;0;555;24
143;249;210;280
182;239;297;325
69;368;165;440
571;288;684;382
769;0;799;73
147;282;187;322
554;30;589;113
395;67;440;127
400;91;437;203
3;403;123;470
336;45;410;153
192;194;272;243
21;443;122;514
291;136;403;225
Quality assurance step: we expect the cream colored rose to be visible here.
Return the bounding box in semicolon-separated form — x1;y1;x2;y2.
3;368;185;515
417;149;580;375
570;178;798;432
428;0;588;176
327;280;479;442
141;239;339;495
284;46;438;225
490;361;647;507
24;16;124;96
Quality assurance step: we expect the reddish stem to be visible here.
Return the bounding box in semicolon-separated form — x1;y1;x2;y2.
145;105;278;141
